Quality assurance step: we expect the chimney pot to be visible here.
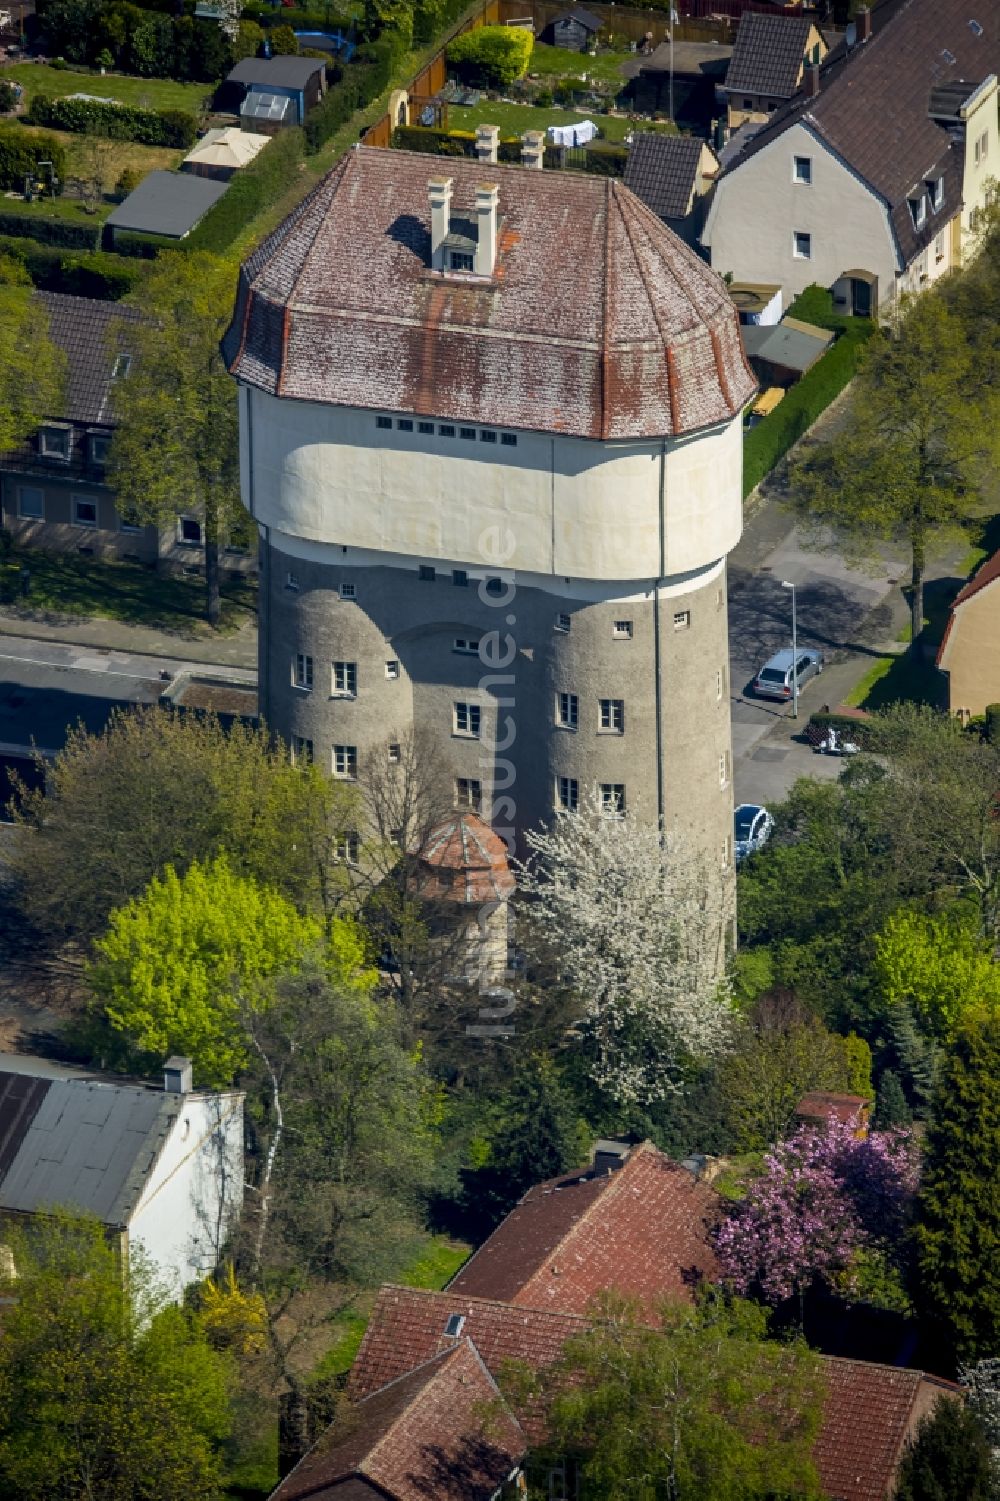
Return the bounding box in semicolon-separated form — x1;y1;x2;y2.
475;123;500;165
164;1055;193;1095
521;129;545;170
428;176;453;271
475;181;499;277
857;5;871;41
804;63;820;97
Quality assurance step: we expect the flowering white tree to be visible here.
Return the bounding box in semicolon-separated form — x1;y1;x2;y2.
516;796;734;1107
961;1359;1000;1470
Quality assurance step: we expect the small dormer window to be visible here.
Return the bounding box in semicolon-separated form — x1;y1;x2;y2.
449;251;474;272
89;431;110;466
40;425;70;460
928;176;944;212
444;1313;465;1337
112;353;132;380
909;195;927;229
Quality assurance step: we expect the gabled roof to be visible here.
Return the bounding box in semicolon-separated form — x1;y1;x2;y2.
105;171;229;239
815;1358;960;1501
37;291;142;427
223;146;756;441
550;6;601;30
446;1141;720;1312
271;1341;524;1501
936;547;1000;667
350;1287;959;1493
720;0;998;267
226;54;326;89
349;1285;586;1441
182;126;270;171
723;12;816;100
0;1054;181;1228
795;1091;869;1125
624;133;714;221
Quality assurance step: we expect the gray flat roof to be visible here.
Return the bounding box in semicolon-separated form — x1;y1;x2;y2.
742;319;833;374
105;170;229;238
226;54;326;89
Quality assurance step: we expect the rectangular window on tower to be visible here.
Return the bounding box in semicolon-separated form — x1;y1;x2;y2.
599;699;624;734
332;661;357;697
293;654;313;691
453;702;482;738
600;783;626;817
333;744;357;779
556;776;579;813
456;778;482;811
556;692;579;729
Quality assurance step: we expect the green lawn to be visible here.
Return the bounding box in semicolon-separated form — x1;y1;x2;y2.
2;62;212;115
0;548;257;634
526;41;630;85
449;99;671;142
0;189;113;223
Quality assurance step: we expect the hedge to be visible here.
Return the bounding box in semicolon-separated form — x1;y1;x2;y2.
742;314;874;497
446;25;533;88
0;125;67;192
303;35;402;154
0;233;146;297
26;95;198;148
582;141;626;177
807;710;882;751
184;124;305;253
0;211;100;249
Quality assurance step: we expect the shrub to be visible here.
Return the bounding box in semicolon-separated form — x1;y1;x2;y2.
806;709;882;750
985;703;1000;745
0;211;99;250
534;87;553;107
303;36;402;154
26;95;197;149
269;23;299;54
0;81;16;113
233;18;264;59
583;141;626;177
446;25;533;88
0;126;67;192
114;166;143;199
391;124;476;156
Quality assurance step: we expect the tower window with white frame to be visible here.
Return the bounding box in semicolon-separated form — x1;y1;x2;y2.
336;832;360;863
333;744;357;778
456;777;482;811
293;653;313;690
556;692;579;729
332;661;357;696
612;620;633;640
453;702;481;738
291;735;313;765
556;776;579;813
599;698;624;734
599;783;626;817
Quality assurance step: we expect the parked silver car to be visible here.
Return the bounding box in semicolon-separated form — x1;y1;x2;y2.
752;647;824;702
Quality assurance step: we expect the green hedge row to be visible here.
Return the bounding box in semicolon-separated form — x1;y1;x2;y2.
391;124;625;174
304;35;402;154
807;711;882;751
183;125;304;254
0;210;100;249
0;125;68;192
742;321;874;497
0;233;147;297
26;95;198;148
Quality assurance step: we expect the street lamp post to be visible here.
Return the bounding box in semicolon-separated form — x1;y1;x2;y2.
782;579;798;718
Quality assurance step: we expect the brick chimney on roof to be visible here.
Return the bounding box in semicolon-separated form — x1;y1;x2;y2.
805;63;820;97
857;4;872;41
475;182;499;276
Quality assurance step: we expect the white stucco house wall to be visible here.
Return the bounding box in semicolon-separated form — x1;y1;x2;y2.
703;0;1000;312
0;1052;243;1298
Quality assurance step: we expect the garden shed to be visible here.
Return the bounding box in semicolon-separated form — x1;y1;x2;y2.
541;6;601;52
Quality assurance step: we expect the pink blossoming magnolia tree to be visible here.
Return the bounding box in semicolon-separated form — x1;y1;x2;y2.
715;1115;918;1307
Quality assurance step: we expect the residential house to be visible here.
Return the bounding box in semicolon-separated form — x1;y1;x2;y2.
0;1053;243;1297
181;126;270;182
104;170;229;249
347;1286;959;1500
721;11;829;131
219;55;327;130
0;291;255;574
268;1340;526;1501
540;7;601;52
702;0;1000;310
446;1139;721;1314
936;548;1000;716
795;1091;872;1135
623;132;719;247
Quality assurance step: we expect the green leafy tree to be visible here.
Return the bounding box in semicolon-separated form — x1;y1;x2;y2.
460;1055;589;1233
874;1069;913;1128
0;285;66;454
268;23;299;53
509;1292;825;1501
915;1009;1000;1361
0;1211;234;1501
109;252;241;624
719;990;854;1150
7;707;360;944
790;290;984;641
894;1398;997;1501
88;854;375;1085
874;906;1000;1036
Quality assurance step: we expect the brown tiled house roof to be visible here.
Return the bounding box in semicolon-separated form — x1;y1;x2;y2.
727;0;998;267
271;1340;524;1501
350;1289;959;1498
223;146;755;441
815;1358;960;1501
795;1092;870;1127
415;813;515;907
723;13;817;101
446;1140;720;1313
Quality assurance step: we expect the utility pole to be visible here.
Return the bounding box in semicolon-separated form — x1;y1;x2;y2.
782;579;798;719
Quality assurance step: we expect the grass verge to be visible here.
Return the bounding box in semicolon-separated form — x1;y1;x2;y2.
2;63;211;115
0;548;257;634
